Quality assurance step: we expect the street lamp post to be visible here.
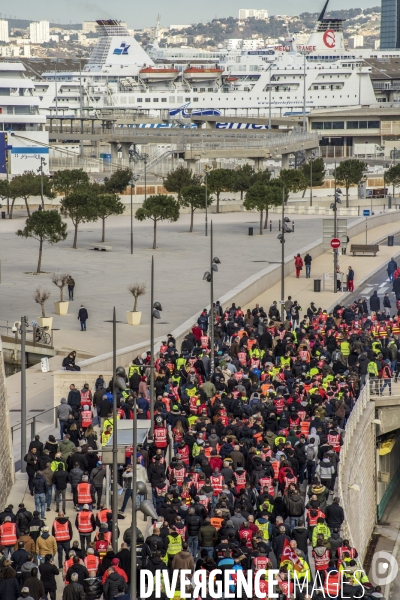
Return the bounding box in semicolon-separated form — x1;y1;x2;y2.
309;150;316;207
20;316;27;473
393;147;397;202
37;157;46;209
142;153;149;202
204;165;212;237
129;173;139;255
150;256;162;438
331;163;342;294
111;307;119;552
203;221;221;374
277;186;292;321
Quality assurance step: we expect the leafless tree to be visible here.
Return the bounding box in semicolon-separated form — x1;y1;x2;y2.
51;273;69;302
34;288;51;317
128;283;146;312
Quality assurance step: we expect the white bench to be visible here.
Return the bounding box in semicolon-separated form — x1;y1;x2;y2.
91;244;113;251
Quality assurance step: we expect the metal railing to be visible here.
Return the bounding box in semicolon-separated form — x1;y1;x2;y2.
11;406;57;444
369;378;400;397
337;377;370;552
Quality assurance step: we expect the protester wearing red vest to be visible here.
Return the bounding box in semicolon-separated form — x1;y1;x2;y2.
84;548;100;572
154;426;168;449
101;557;128;584
0;517;17;555
52;512;73;568
75;505;95;552
76;476;96;510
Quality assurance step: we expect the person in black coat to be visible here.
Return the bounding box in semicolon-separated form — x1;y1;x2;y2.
272;527;291;562
39;555;59;600
370;290;380;312
78;306;89;331
0;567;20;600
83;575;103;600
116;544;131;583
325;497;345;529
66;557;89;585
291;519;309;556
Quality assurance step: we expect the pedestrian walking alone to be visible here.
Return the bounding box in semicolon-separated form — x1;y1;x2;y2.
294;254;303;278
78;306;88;331
387;258;398;282
304;253;312;278
67;276;75;301
347;266;354;292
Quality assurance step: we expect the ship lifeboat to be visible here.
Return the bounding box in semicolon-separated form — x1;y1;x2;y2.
225;76;238;82
139;66;179;81
183;67;223;81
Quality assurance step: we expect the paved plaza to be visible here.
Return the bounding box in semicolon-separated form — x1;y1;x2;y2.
0;211;329;356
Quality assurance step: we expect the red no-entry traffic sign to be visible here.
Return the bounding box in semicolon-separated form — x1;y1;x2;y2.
330;238;341;249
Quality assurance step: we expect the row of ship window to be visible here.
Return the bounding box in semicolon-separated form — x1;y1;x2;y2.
311;121;380;130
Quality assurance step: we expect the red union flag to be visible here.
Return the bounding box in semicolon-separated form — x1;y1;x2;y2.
280;538;303;571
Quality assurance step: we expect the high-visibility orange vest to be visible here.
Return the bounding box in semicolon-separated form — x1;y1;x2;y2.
97;509;110;524
0;522;17;545
77;511;93;534
77;483;93;504
210;517;223;530
327;433;341;453
300;421;310;436
53;520;71;542
84;554;100;571
324;572;340;596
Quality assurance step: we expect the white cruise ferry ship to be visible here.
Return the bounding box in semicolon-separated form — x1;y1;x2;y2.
32;8;378;120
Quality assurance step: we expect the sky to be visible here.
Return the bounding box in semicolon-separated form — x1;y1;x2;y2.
3;0;381;28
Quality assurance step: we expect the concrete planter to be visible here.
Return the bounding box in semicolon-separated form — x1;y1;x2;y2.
37;317;53;330
126;311;142;326
54;301;69;316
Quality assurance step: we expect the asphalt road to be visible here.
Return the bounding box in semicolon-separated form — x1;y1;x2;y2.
344;233;400;311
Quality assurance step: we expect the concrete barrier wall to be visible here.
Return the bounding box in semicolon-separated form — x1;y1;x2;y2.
339;391;376;563
0;339;15;503
53;372;113;408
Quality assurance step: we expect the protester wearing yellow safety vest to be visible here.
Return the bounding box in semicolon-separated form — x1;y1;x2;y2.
312;519;331;547
166;527;183;567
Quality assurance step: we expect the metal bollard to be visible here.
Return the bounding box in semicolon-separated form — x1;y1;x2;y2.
270;220;272;231
31;417;36;440
279;219;281;231
292;221;294;232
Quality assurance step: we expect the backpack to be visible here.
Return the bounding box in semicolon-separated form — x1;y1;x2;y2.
332;350;341;361
306;445;315;462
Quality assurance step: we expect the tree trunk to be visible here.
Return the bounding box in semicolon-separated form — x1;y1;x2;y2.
241;190;243;201
60;286;64;302
346;185;349;208
153;218;157;249
189;207;194;232
73;223;78;249
9;198;15;219
259;209;263;235
37;238;43;273
101;218;106;242
302;186;307;198
264;207;269;229
217;192;220;213
24;197;31;217
133;296;138;312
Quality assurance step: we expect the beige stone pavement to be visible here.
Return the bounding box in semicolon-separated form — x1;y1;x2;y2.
244;221;400;313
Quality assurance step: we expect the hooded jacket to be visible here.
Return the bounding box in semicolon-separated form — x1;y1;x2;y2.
56;399;72;422
172;550;195;574
285;493;305;517
58;438;76;460
103;572;127;600
36;533;57;557
32;474;48;495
